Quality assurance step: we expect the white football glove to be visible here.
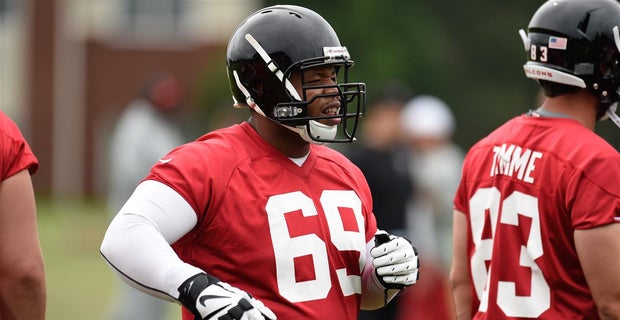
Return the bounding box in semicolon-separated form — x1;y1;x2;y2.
370;231;419;289
178;273;276;320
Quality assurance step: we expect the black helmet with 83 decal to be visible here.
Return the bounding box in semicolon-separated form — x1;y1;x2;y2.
519;0;620;125
226;5;366;143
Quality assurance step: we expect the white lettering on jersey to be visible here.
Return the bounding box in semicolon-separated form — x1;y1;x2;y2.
490;144;543;184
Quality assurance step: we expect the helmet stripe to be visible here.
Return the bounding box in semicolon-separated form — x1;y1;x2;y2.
244;33;302;101
518;29;530;51
614;26;620;52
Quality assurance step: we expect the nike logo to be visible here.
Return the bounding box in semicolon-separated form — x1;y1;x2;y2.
158;158;172;164
199;294;227;307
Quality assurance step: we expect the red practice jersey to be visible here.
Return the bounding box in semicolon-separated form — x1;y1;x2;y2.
146;122;378;320
454;115;620;319
0;111;38;180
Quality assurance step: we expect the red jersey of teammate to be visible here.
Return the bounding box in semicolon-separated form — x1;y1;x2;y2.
147;122;378;320
0;111;38;179
454;115;620;319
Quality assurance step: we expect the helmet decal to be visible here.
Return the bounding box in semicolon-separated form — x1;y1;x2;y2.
523;64;586;88
323;47;350;60
547;36;567;50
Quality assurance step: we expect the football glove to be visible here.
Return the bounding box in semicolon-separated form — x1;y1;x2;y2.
371;231;419;290
178;273;276;320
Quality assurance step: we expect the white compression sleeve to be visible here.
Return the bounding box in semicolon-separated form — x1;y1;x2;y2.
100;180;204;301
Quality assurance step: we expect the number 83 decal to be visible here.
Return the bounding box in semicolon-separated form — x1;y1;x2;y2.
469;187;550;317
266;190;366;303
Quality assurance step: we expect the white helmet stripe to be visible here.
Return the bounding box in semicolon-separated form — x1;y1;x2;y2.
244;33;302;101
518;29;530;51
232;70;256;108
614;26;620;52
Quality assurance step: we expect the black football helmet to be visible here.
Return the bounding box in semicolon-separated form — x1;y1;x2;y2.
226;5;366;143
519;0;620;124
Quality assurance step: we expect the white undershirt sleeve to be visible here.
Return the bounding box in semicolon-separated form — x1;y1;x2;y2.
100;180;204;301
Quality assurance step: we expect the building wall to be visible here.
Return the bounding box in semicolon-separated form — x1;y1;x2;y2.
9;0;260;197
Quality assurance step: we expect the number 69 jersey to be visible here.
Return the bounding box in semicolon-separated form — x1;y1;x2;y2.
453;115;620;319
146;122;378;320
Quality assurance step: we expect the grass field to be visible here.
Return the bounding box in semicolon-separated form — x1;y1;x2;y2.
37;197;180;320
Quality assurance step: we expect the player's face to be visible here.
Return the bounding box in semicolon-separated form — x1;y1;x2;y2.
291;66;342;126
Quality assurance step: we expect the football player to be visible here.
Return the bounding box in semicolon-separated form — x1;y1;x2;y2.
451;0;620;319
0;111;46;319
100;5;419;320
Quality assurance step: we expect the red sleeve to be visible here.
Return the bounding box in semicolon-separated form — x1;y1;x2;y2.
0;111;38;180
566;149;620;229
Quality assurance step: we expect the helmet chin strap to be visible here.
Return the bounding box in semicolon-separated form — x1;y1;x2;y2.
295;121;338;144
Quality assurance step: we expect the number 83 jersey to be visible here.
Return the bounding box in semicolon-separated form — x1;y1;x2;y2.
453;115;620;319
146;122;378;320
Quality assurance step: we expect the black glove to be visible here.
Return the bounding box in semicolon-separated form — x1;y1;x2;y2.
177;273;276;320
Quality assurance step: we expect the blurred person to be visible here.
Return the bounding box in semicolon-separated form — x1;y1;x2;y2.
106;73;187;320
398;94;463;320
0;110;46;319
451;0;620;319
401;95;463;268
101;5;419;320
348;84;414;320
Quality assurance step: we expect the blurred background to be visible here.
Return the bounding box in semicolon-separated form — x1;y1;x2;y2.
1;0;618;319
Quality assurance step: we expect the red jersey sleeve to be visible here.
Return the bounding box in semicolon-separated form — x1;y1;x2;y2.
0;111;38;180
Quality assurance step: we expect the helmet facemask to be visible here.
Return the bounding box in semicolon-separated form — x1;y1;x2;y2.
275;55;366;143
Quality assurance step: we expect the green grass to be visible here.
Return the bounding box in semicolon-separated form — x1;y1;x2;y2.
37;197;180;320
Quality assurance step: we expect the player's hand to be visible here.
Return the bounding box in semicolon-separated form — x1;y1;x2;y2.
178;273;276;320
371;231;419;290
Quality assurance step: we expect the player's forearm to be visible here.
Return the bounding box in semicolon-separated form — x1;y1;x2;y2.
450;263;472;320
597;301;620;320
0;266;46;320
450;281;472;320
360;260;399;310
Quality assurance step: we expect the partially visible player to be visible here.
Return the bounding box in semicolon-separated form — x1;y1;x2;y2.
100;5;419;320
0;110;46;319
451;1;620;319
